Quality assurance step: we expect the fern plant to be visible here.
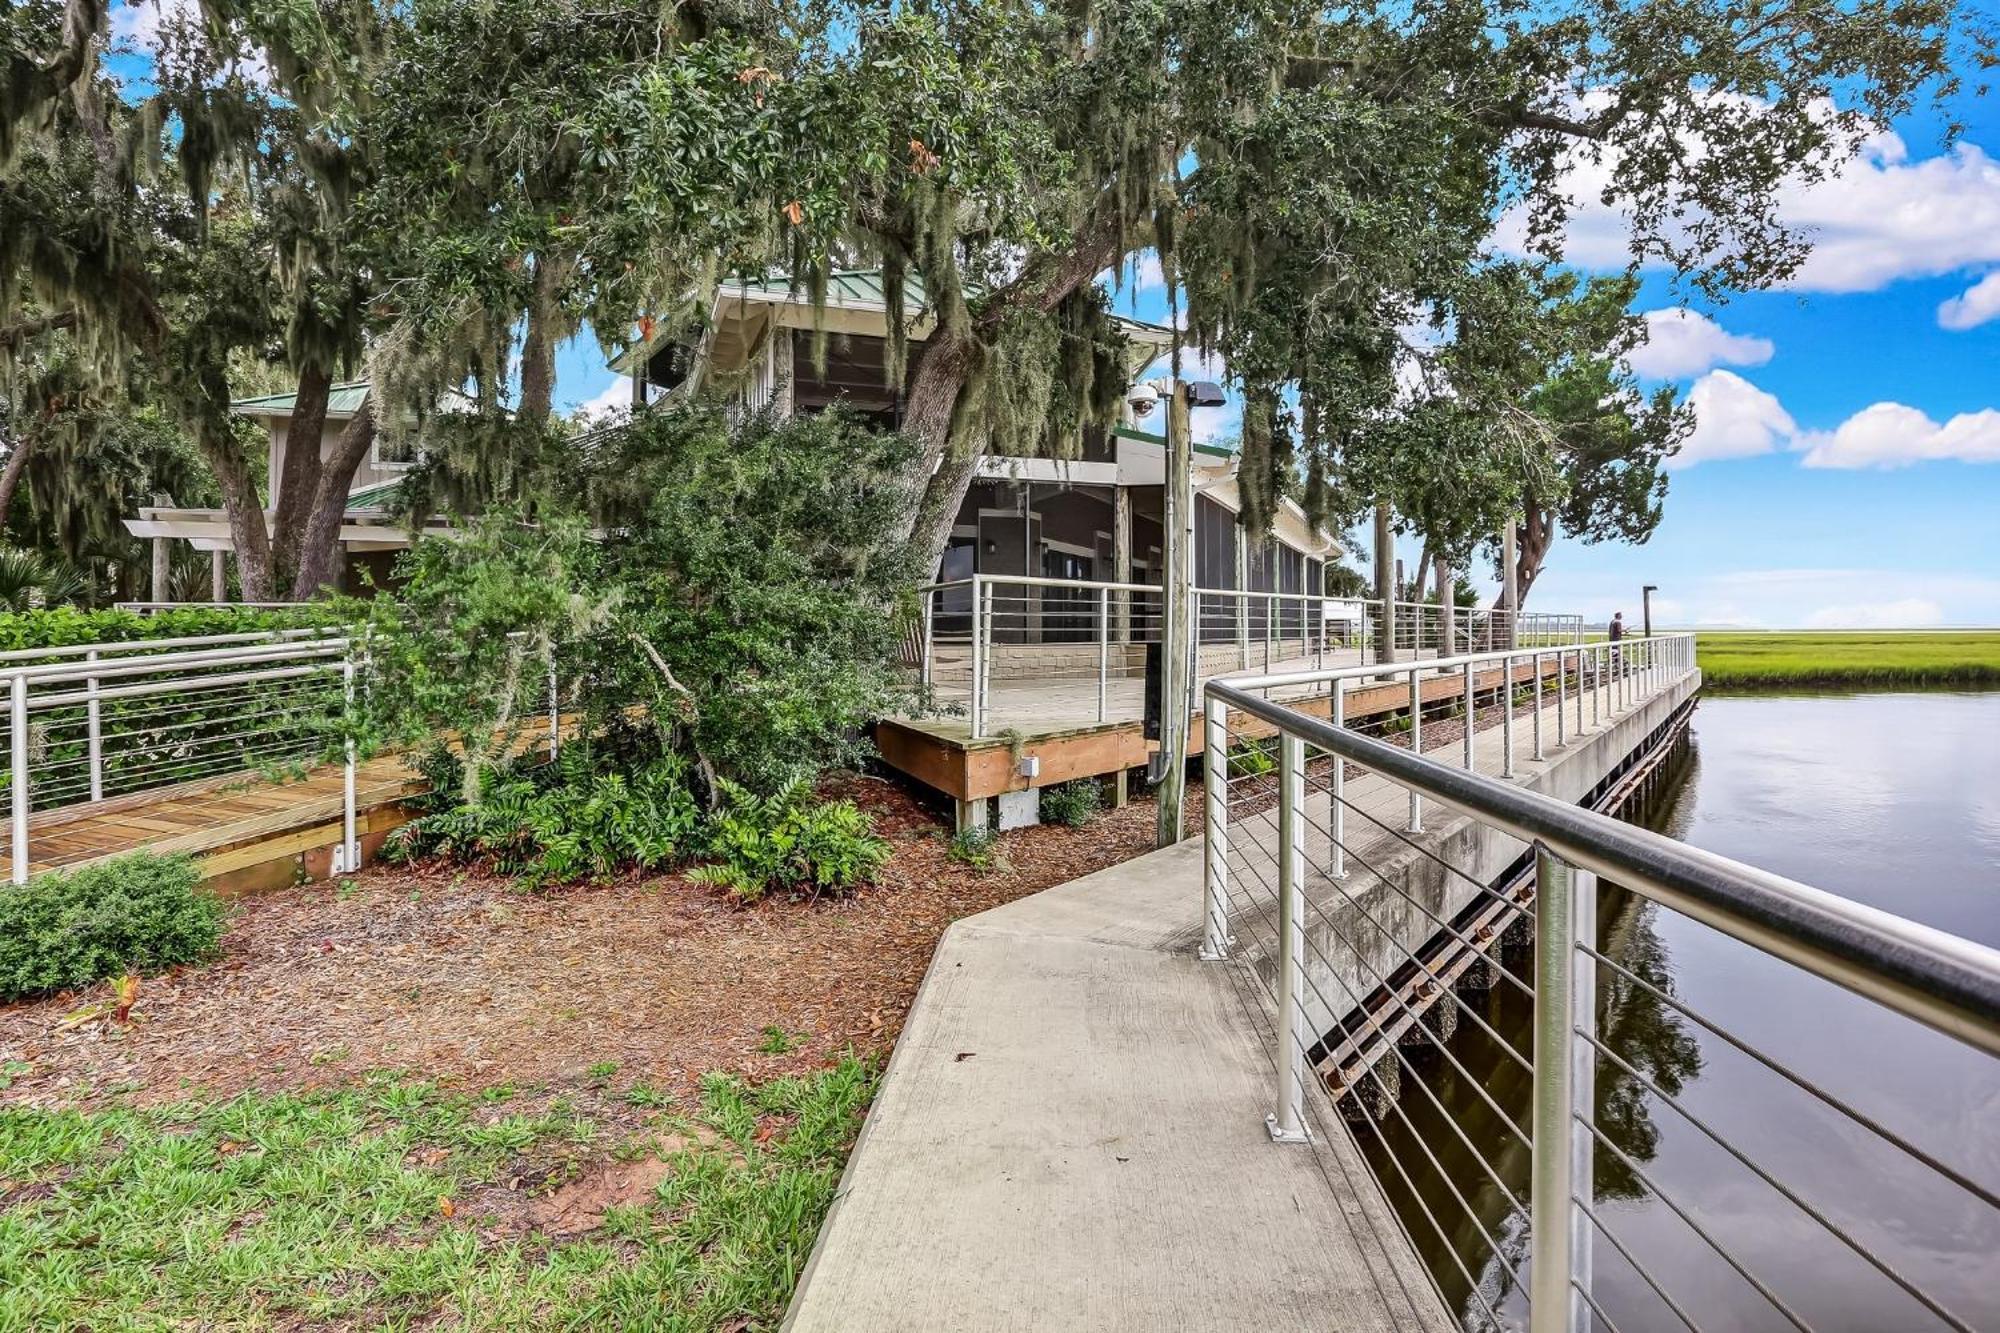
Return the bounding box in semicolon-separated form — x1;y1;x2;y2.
688;780;889;904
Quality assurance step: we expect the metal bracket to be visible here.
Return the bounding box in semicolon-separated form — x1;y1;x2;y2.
1265;1113;1313;1145
1197;935;1235;962
331;842;353;875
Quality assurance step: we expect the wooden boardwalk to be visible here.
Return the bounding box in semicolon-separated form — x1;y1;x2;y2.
1;748;425;889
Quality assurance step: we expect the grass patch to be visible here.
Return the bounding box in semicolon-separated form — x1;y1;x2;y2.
1695;631;2000;690
0;1058;875;1330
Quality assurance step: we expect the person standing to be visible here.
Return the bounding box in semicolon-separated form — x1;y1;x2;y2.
1608;610;1625;677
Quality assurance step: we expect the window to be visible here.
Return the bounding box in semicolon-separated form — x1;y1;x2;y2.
374;433;419;468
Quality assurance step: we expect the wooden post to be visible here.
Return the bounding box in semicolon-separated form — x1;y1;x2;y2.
150;536;169;604
1502;519;1520;648
1437;558;1455;657
210;549;227;603
1373;503;1396;664
1113;486;1132;642
1157;385;1194;849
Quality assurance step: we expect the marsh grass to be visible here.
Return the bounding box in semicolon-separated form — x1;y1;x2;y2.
1695;631;2000;689
0;1058;875;1330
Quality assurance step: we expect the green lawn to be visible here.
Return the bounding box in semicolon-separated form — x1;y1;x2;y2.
1694;631;2000;689
0;1059;873;1331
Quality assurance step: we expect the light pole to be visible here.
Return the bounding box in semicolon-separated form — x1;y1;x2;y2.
1149;376;1226;849
1642;584;1658;637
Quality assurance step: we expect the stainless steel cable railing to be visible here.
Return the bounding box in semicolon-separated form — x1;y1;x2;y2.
913;573;1586;737
1198;634;2000;1332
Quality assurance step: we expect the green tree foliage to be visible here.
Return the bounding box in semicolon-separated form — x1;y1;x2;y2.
347;509;601;806
583;405;919;798
0;852;224;1002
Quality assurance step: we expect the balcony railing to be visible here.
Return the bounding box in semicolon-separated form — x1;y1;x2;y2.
1198;634;2000;1332
915;574;1586;737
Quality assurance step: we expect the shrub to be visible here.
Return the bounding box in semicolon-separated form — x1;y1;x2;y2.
385;755;701;886
0;853;224;1002
946;826;1003;872
1228;740;1277;778
1038;779;1102;828
687;780;889;904
587;406;919;796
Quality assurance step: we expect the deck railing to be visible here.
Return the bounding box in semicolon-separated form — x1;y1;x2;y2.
1199;634;2000;1332
915;574;1586;737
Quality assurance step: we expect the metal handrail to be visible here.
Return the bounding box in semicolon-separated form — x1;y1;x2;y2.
1201;640;1999;1332
1206;673;2000;1056
0;628;333;667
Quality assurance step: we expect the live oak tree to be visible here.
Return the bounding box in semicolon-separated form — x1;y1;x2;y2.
1341;266;1688;608
827;0;1968;577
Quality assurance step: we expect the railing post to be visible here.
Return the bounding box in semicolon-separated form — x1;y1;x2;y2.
1330;680;1347;880
1269;730;1311;1144
1532;650;1545;761
547;654;560;759
1200;695;1231;961
10;674;27;885
1462;660;1476;771
1531;846;1579;1333
921;592;935;690
1556;648;1567;748
1573;861;1599;1333
1407;670;1423;832
1264;596;1274;672
1591;645;1601;728
86;648;103;802
969;575;987;738
1503;652;1517;778
340;655;359;875
1098;586;1110;724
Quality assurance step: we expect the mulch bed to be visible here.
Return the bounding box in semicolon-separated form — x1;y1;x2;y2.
0;774;1167;1113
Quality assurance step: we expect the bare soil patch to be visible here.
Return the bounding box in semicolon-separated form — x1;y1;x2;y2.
0;773;1164;1112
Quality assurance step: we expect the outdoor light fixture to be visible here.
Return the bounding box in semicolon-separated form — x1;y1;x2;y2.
1184;380;1227;408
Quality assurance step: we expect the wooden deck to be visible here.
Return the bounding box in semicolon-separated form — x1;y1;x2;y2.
3;751;426;894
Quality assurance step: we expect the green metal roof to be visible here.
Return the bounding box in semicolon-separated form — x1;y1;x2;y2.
342;478;406;514
230;381;483;419
716;269;1179;341
231;381;373;418
1112;422;1236;460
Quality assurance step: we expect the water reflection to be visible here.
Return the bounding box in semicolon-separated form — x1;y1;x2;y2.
1356;693;2000;1333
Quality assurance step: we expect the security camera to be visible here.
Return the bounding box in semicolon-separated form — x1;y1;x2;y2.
1127;385;1161;417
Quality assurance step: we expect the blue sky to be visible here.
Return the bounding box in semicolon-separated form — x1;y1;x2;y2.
553;92;2000;628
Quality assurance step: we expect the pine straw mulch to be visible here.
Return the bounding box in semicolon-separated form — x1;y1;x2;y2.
0;774;1168;1115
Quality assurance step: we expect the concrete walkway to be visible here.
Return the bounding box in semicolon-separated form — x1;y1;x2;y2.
783;835;1452;1331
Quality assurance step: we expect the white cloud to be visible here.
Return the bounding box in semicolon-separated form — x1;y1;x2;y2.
1676;370;1796;468
569;375;632;421
1498;119;2000;296
1937;271;2000;331
1803;598;1945;629
1625;309;1774;379
1795;402;2000;469
1534;566;2000;629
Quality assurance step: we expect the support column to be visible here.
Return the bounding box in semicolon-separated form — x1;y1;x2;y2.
150;536;169;604
1157;386;1194;849
1113;486;1132;642
1233;523;1249;667
1373;503;1396;664
210;549;227;603
1502;519;1520;648
1436;559;1455;657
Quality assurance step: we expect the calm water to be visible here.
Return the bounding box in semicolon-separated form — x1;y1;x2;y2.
1363;692;2000;1333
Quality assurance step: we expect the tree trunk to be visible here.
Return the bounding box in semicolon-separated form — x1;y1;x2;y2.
196;432;276;602
271;363;332;583
1514;502;1555;608
0;429;34;525
289;401;377;599
898;220;1135;580
1372;502;1396;663
516;260;562;427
